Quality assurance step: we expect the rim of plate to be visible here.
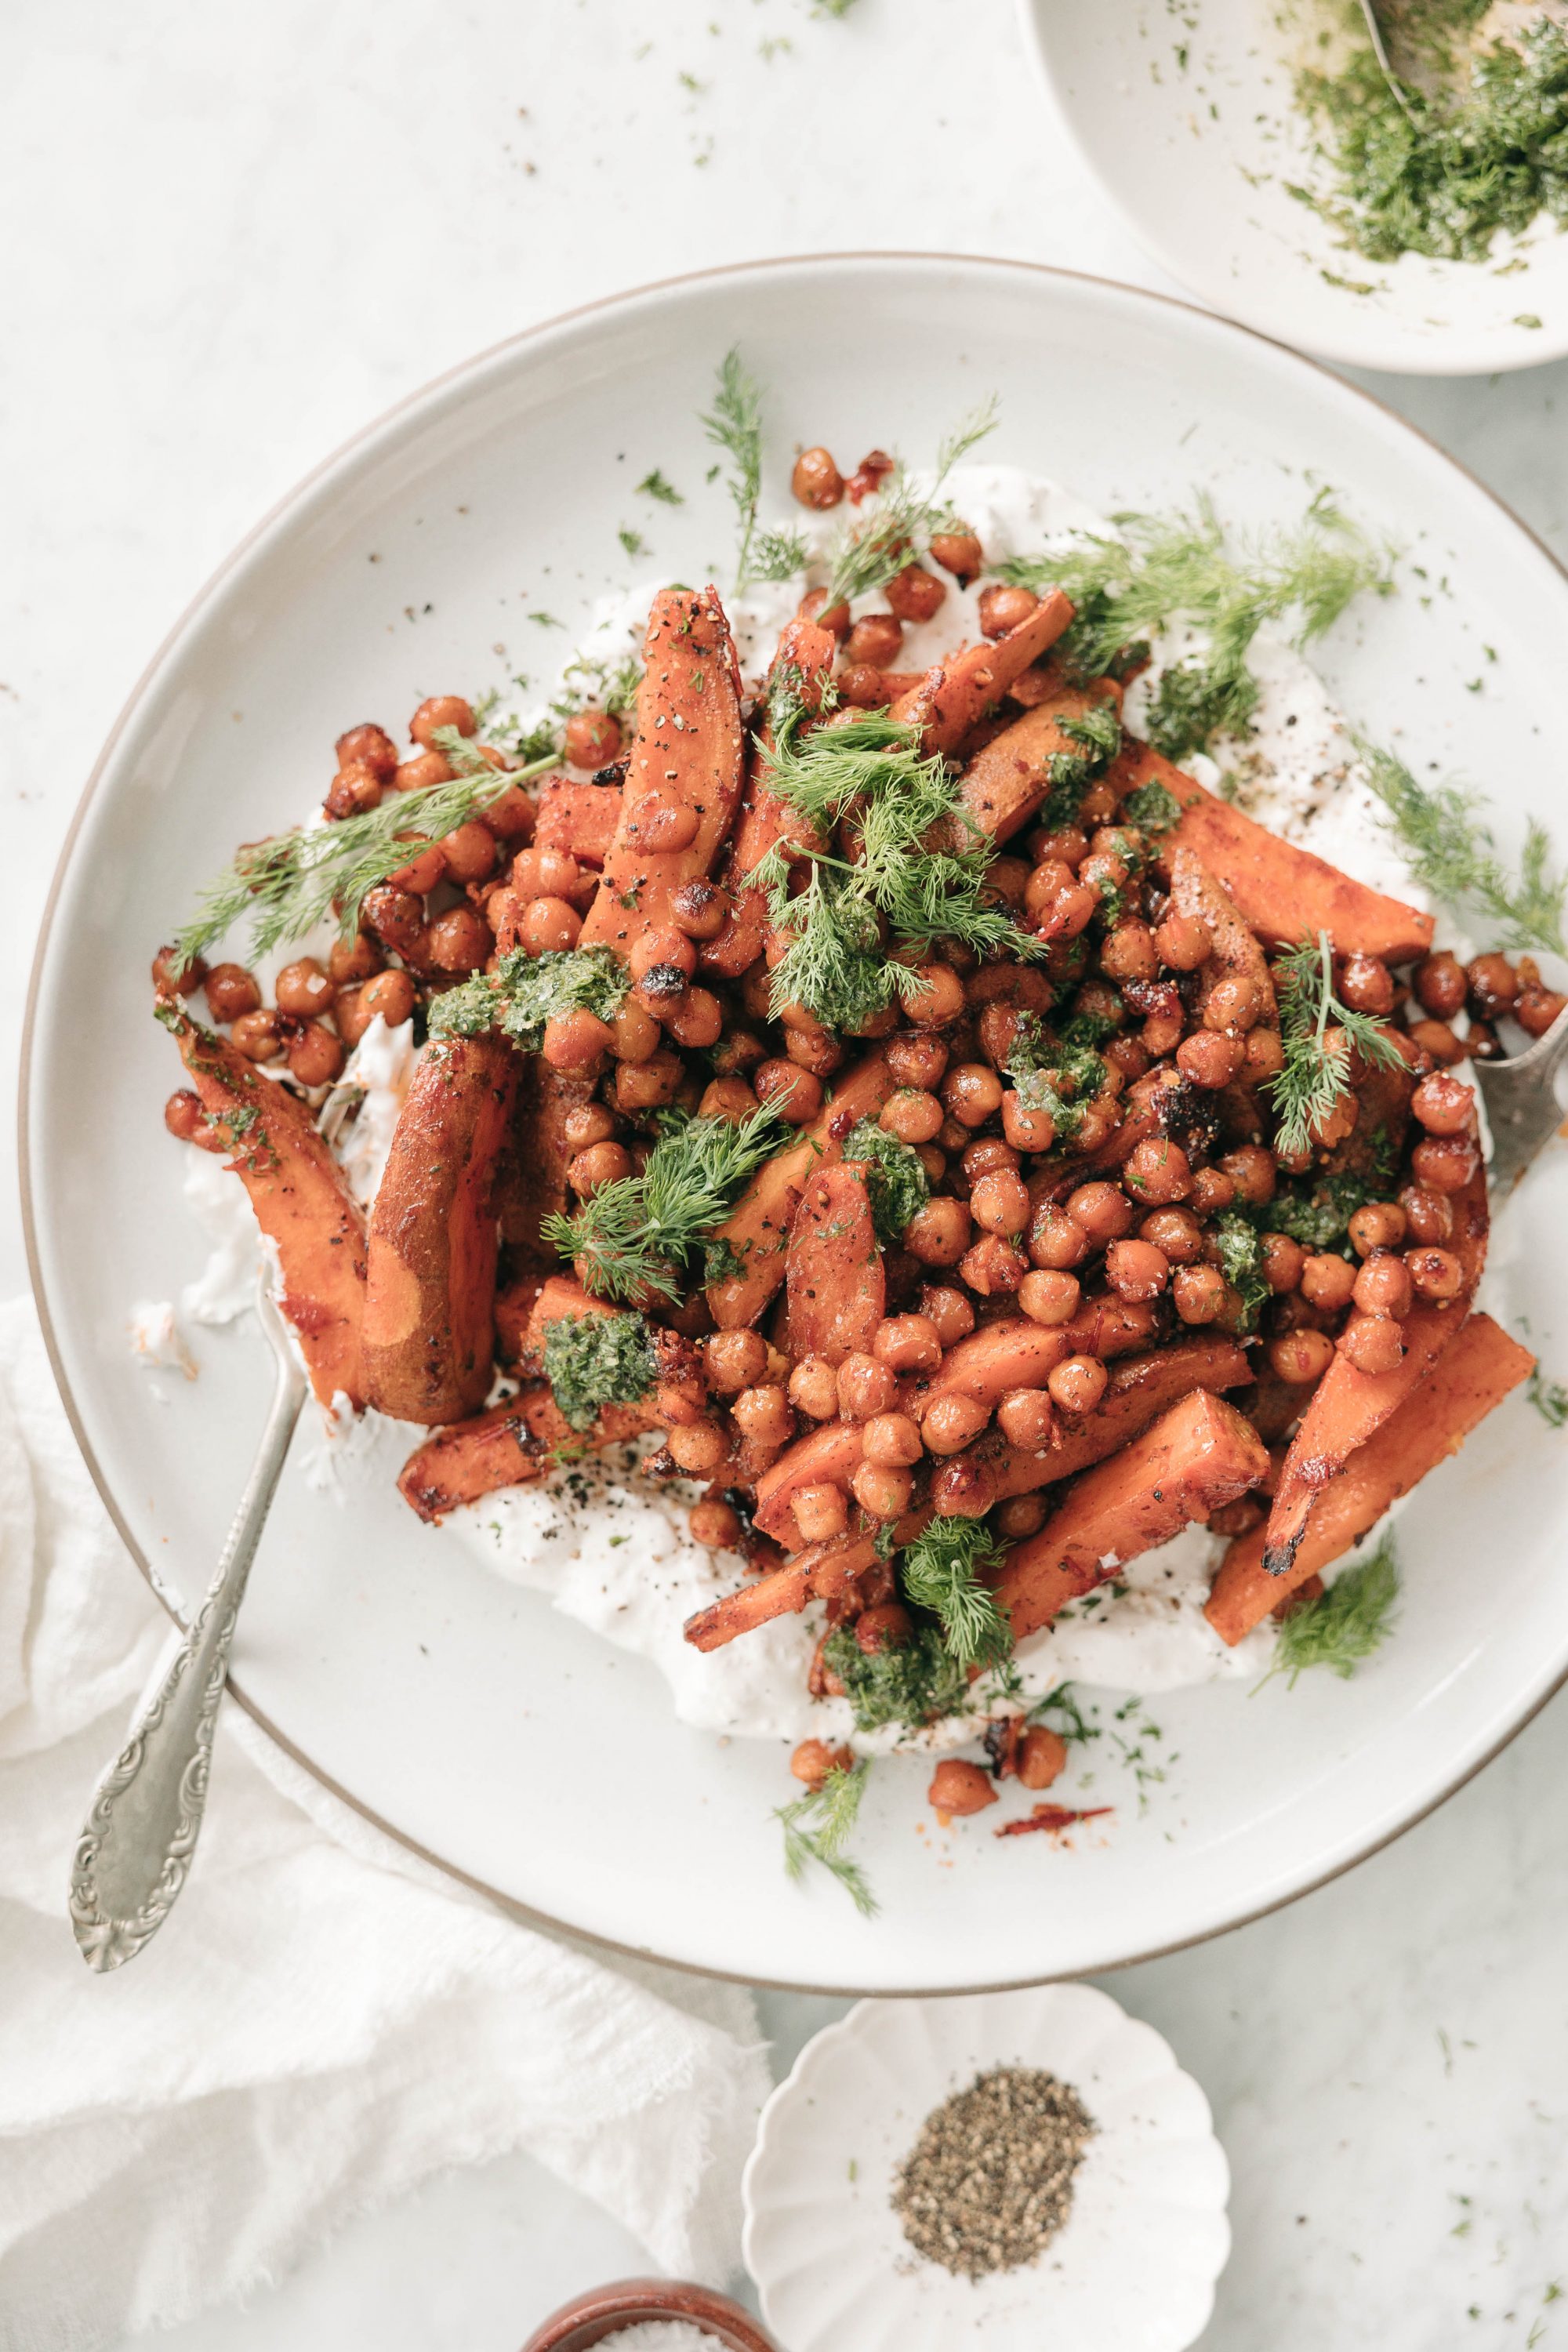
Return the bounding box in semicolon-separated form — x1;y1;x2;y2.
1012;0;1568;376
20;251;1568;1995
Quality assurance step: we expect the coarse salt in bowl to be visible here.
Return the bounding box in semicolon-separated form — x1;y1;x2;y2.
742;1985;1229;2352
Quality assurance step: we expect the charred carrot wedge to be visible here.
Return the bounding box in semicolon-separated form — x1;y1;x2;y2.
702;616;838;982
162;1005;367;1406
889;588;1076;755
753;1421;869;1547
364;1034;517;1425
494;1274;547;1364
534;778;622;866
956;681;1122;845
996;1390;1269;1641
964;1335;1254;1501
579;586;746;964
1207;1311;1533;1645
706;1051;900;1327
1262;1166;1489;1576
786;1161;885;1368
494;1058;597;1263
1125;742;1434;964
1168;845;1278;1033
397;1381;661;1523
684;1534;879;1653
905;1317;1073;1422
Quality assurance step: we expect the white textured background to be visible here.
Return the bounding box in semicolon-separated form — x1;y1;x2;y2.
4;2;1567;2346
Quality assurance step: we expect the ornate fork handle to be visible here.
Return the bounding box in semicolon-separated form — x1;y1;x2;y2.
69;1290;307;1972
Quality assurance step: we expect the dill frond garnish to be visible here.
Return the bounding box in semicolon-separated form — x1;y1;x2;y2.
899;1517;1012;1671
173;742;556;964
750;710;1035;1027
1122;779;1183;836
701;347;765;590
429;945;629;1050
1358;739;1566;957
1038;699;1126;829
775;1762;877;1916
999;492;1392;757
1268;929;1405;1160
637;468;684;505
822;1621;974;1734
842;1117;930;1243
1006;1021;1106;1142
750;525;813;584
1527;1365;1568;1428
1261;1534;1401;1689
541;1309;657;1432
824;397;1000;608
1212;1210;1269;1334
543;1102;790;1304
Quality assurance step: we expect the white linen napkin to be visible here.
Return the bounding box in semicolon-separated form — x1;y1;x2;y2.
0;1298;768;2352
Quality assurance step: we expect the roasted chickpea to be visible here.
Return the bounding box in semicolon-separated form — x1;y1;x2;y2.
880;1087;945;1145
1015;1726;1068;1791
872;1315;942;1374
410;694;475;747
851;1461;914;1522
1411;1071;1475;1137
862;1410;924;1468
837;1353;898;1421
853;1602;912;1657
704;1328;768;1396
963;1136;1021;1181
1339;1314;1406;1376
562;1102;618;1151
662;986;724;1051
151;944;206;996
611;999;661;1065
928;1759;997;1819
969;1169;1031;1236
977;583;1038;640
566;1141;632;1196
791;1736;855;1788
1029;1202;1091;1271
230;1008;283;1062
542;1008;614;1072
1297;1253;1356;1312
788;1356;840;1420
1353;1251;1414;1320
1099;920;1158;987
1177;1029;1245;1091
1189;1166;1236;1218
204;962;261;1024
905;1197;973;1267
753;1059;822;1126
1517;984;1568;1038
843;612;903;670
886;1031;949;1089
1047;1355;1108;1415
387;837;447;895
731;1384;793;1450
1410;1135;1478;1194
929;526;984;582
270;957;334;1021
996;1494;1047;1541
793;1483;850;1544
1244;1026;1286;1082
1334;952;1393;1017
791;445;844;509
1405;1244;1465;1301
1414;951;1467;1019
287;1020;345;1087
1152;913;1210;972
669;877;728;941
1347;1202;1407;1258
1018;1268;1080;1327
1105;1237;1170;1301
425;906;494;973
1399;1183;1454;1246
335;721;399;780
959;1236;1028;1296
1467;952;1519;1019
1217;1145;1276;1207
614;1048;684;1113
163;1088;206;1142
1173;1263;1230;1325
324;761;384;820
941;1063;1004;1130
1001;1092;1058;1154
885;562;946;624
334;986;371;1049
1203;972;1263;1034
328;932;383;988
511;846;586;905
666;1419;730;1476
1138;1207;1203;1265
438;819;499;887
1063;1181;1133;1248
1259;1231;1305;1294
797;586;851;640
1269;1328;1336;1384
1123;1138;1193;1205
562;710;622;770
363;884;428;963
921;1392;991;1454
997;1388;1055;1450
920;1285;975;1345
698;1076;758;1126
394;750;452;795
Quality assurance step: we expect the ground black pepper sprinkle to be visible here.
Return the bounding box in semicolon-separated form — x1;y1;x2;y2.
891;2065;1095;2280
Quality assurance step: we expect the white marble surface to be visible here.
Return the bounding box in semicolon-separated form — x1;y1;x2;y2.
5;1;1568;2346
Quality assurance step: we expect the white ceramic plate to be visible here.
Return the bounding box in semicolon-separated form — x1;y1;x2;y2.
1018;0;1568;374
23;255;1568;1992
742;1986;1229;2351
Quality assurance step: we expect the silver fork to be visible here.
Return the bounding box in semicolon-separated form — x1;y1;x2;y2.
1471;1002;1568;1197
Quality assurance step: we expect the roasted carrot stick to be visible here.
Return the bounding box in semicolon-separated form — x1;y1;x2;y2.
1206;1310;1534;1644
702;615;838;982
162;1005;368;1406
753;1421;869;1546
995;1389;1269;1641
971;1335;1254;1501
1262;1165;1489;1575
578;586;746;964
1123;742;1434;964
706;1051;899;1328
889;588;1076;755
684;1534;879;1653
495;1058;597;1263
397;1381;662;1523
955;681;1123;845
904;1317;1073;1422
364;1033;517;1425
1168;845;1278;1033
534;778;622;866
786;1160;885;1367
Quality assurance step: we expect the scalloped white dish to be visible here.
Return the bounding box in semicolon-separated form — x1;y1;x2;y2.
23;254;1568;1992
742;1986;1229;2352
1018;0;1568;374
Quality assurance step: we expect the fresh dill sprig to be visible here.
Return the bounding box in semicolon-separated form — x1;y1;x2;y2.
701;348;765;590
543;1102;791;1304
824;397;1000;608
1527;1365;1568;1428
1268;929;1405;1160
172;740;555;963
750;524;813;584
429;945;629;1050
1357;739;1566;957
775;1762;877;1916
998;492;1392;757
751;710;1035;1027
637;468;684;505
1261;1534;1401;1689
899;1517;1012;1671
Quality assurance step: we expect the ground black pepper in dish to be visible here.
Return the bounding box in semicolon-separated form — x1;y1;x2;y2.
891;2064;1095;2279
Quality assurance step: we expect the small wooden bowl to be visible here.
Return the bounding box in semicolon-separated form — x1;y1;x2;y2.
520;2278;778;2352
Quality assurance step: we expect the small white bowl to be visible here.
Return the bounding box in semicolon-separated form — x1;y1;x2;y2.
1018;0;1568;374
742;1986;1229;2352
